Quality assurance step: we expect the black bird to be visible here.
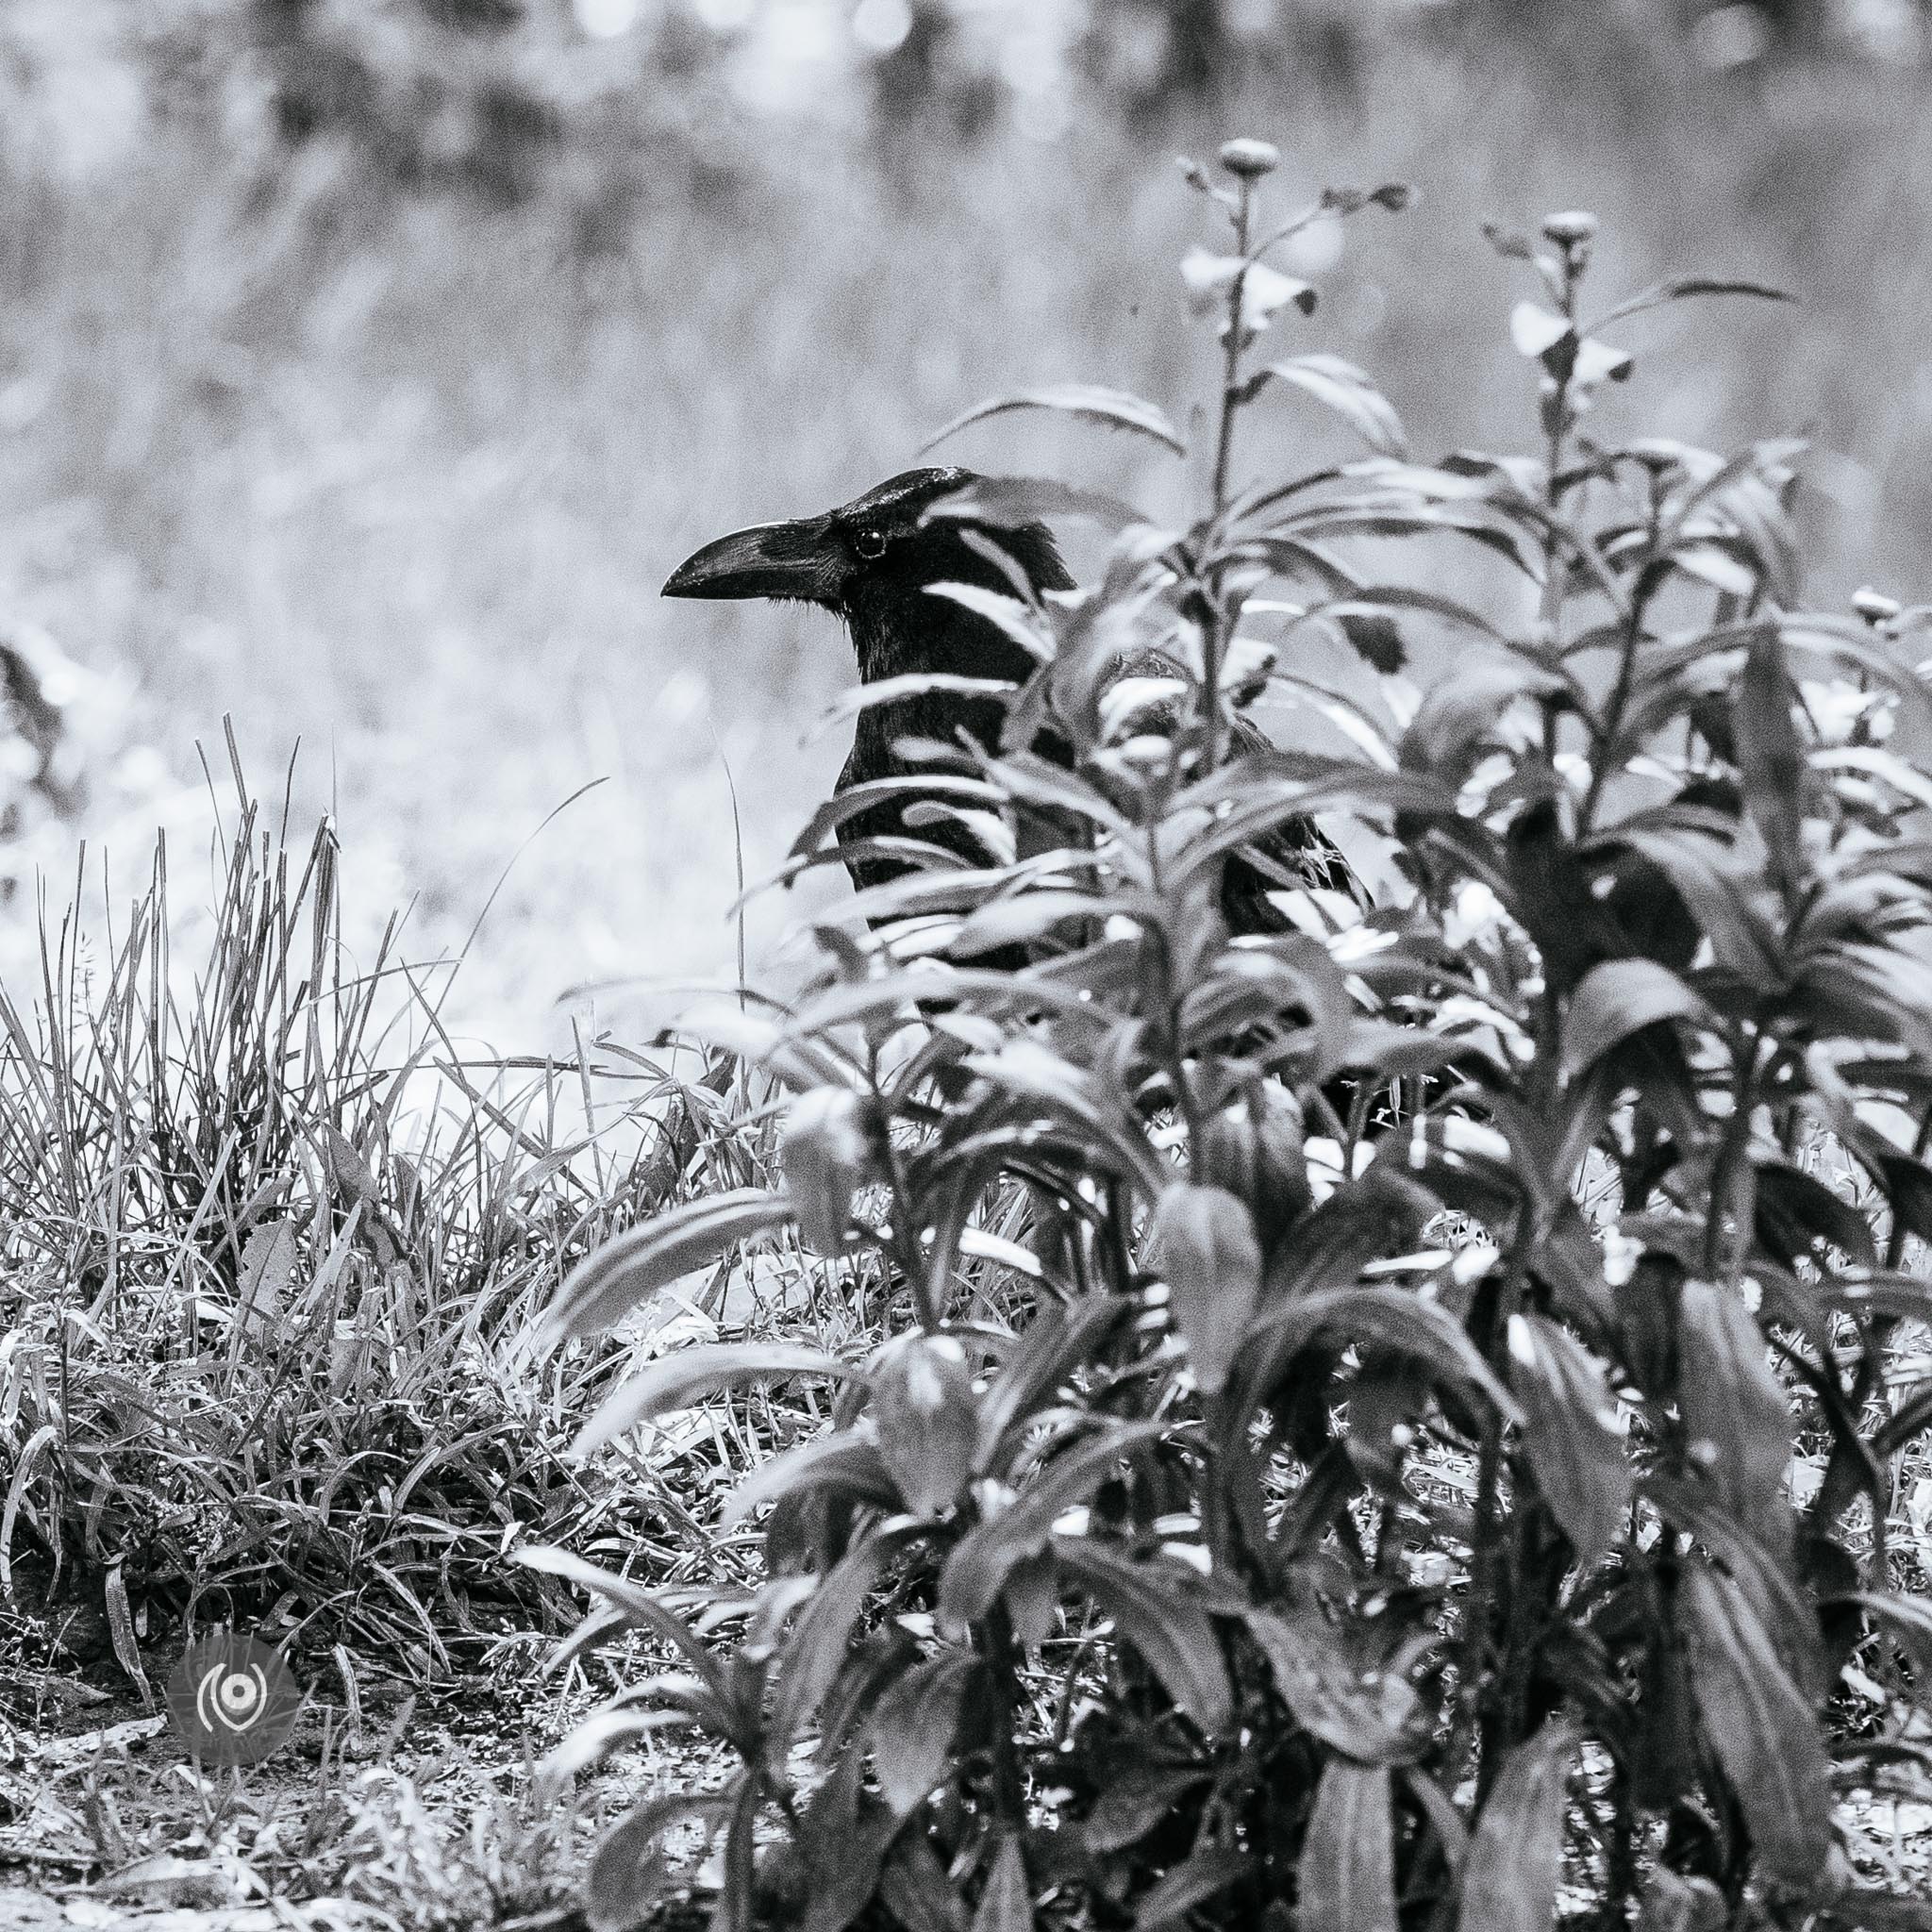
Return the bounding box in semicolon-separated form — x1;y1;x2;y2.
662;465;1350;927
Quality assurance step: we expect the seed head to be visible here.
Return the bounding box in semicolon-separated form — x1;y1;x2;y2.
1219;138;1280;181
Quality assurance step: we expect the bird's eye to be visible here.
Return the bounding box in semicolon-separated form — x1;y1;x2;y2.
853;525;889;560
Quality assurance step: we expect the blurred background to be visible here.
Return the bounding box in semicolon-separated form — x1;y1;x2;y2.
2;0;1930;1047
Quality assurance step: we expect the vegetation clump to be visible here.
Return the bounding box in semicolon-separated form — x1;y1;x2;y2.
540;136;1932;1931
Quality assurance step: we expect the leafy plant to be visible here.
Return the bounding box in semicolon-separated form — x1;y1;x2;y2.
538;138;1932;1930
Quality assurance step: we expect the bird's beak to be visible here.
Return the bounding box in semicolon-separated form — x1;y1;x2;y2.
661;515;840;604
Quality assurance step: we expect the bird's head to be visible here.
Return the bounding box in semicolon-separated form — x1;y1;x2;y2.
662;467;1069;681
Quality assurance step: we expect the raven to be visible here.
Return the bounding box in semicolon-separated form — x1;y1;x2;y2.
663;466;1350;928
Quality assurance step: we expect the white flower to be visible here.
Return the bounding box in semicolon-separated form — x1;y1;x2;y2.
1442;880;1506;951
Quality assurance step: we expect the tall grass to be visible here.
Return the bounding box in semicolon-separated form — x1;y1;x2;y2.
0;759;769;1675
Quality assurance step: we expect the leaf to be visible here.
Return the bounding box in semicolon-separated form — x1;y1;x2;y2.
513;1546;728;1702
974;1294;1129;1474
953;888;1123;960
1507;1314;1632;1570
1255;355;1407;458
1677;1562;1834;1887
1675;1282;1791;1557
1480;220;1537;261
1403;1769;1471;1880
962;1040;1169;1196
102;1562;151;1707
1648;1477;1824;1697
1132;1843;1248;1930
542;1706;700;1782
1456;1720;1577;1932
720;1429;900;1530
1633;1869;1726;1932
545;1191;795;1344
236;1220;299;1325
1297;1758;1397;1932
795;1748;899;1932
1754;1160;1878;1270
924;583;1054;661
1244;1284;1521;1431
1080;1763;1213;1854
1509;302;1572;358
1244;1607;1428;1763
1260;1168;1440;1304
784;1088;887;1254
715;1774;760;1932
1151;1183;1263;1395
1401;660;1564;777
587;1791;732;1932
1595;275;1792;330
1561;958;1710;1080
818;671;1017;735
1612;827;1785;988
939;1422;1167;1626
1571;335;1634;393
971;1837;1033;1932
872;1333;978;1518
1314;585;1500;641
776;1534;892;1742
869;1655;972;1816
878;1835;971;1932
923;473;1153;534
574;1341;855;1458
923;386;1186;458
1734;626;1807;902
1182;248;1318;335
1053;1542;1233;1735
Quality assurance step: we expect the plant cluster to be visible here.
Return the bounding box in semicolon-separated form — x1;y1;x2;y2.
541;135;1932;1931
0;768;729;1675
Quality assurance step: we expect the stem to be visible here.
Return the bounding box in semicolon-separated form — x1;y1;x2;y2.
1144;806;1203;1155
1209;183;1254;514
1450;1405;1505;1782
1535;272;1576;637
977;1599;1028;1829
1702;1031;1760;1283
1203;182;1256;776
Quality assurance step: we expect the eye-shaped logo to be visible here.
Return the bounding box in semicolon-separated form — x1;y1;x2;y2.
165;1633;303;1766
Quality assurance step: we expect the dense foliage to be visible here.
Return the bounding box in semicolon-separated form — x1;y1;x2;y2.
539;139;1932;1929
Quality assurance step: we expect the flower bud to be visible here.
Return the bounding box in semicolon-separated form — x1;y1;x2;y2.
1150;1183;1262;1396
1541;209;1599;246
1196;1096;1310;1256
782;1087;885;1254
1219;138;1280;180
1195;1105;1260;1207
872;1333;977;1518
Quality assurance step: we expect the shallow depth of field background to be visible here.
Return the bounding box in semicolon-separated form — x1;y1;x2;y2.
3;0;1930;1046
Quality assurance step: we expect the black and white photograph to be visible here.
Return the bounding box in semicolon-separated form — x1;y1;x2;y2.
5;3;1932;1927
